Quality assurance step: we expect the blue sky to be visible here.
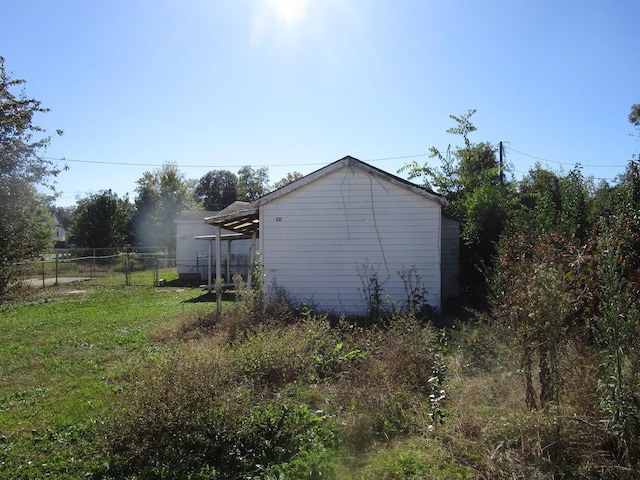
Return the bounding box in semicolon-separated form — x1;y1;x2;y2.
2;0;639;207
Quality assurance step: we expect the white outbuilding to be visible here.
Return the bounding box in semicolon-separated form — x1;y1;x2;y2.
175;211;251;283
206;156;459;315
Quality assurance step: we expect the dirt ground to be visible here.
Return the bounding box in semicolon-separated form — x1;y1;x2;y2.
24;277;91;288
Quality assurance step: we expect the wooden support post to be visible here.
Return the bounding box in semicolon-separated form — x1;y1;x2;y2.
247;230;257;290
226;239;232;283
216;224;222;315
207;239;213;293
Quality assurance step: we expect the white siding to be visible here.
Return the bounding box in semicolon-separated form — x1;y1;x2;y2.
260;165;442;314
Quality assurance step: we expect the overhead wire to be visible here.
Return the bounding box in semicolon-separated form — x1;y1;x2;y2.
502;146;628;169
44;149;627;172
44;153;430;170
45;145;630;192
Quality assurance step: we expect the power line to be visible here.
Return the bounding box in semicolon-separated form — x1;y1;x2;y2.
509;168;611;180
44;153;429;169
503;146;628;169
44;146;630;187
51;146;631;205
45;148;628;172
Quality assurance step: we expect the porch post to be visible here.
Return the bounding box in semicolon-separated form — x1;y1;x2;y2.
216;224;222;315
207;239;213;293
247;230;257;290
226;238;232;283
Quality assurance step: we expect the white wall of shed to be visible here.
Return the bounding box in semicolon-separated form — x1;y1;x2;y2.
176;221;251;279
260;165;442;314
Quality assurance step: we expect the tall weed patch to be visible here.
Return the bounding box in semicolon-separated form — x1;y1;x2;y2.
105;303;447;478
488;225;640;475
107;328;341;479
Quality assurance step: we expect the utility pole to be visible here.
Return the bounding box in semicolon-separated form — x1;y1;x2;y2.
499;141;504;185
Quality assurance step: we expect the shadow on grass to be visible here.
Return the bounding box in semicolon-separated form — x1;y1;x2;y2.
165;278;200;288
182;292;236;303
183;292;216;303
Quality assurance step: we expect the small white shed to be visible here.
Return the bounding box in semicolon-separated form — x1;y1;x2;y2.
207;156;459;314
175;211;251;282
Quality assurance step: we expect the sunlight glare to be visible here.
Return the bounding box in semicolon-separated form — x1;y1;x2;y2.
266;0;307;25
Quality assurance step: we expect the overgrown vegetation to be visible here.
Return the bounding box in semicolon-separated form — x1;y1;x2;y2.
3;259;640;478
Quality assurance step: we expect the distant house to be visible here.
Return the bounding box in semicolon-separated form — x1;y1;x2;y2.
51;213;68;246
206;156;459;314
175;211;251;282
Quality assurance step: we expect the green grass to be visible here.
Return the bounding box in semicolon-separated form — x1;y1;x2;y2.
0;284;222;479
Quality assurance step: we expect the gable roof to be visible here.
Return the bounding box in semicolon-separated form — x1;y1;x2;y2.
205;156;447;236
258;155;446;207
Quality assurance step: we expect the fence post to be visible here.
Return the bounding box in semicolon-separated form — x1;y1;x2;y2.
42;261;45;288
55;252;59;286
124;253;130;286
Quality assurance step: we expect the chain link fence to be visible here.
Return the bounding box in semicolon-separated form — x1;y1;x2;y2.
17;247;176;288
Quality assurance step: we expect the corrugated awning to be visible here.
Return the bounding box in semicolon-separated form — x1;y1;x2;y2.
194;233;245;241
204;202;259;237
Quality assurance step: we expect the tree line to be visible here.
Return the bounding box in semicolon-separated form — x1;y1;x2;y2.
59;163;284;252
52;166;305;254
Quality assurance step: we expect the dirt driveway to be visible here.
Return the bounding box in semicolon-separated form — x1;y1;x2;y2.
24;277;91;288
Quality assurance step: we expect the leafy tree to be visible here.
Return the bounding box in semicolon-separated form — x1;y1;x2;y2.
237;166;269;201
133;163;197;252
629;103;640;128
557;167;591;242
72;190;133;248
195;169;238;211
511;165;592;243
401;110;511;305
588;161;640;230
515;165;561;230
0;56;63;293
272;171;303;190
630;103;639;162
0;183;53;287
